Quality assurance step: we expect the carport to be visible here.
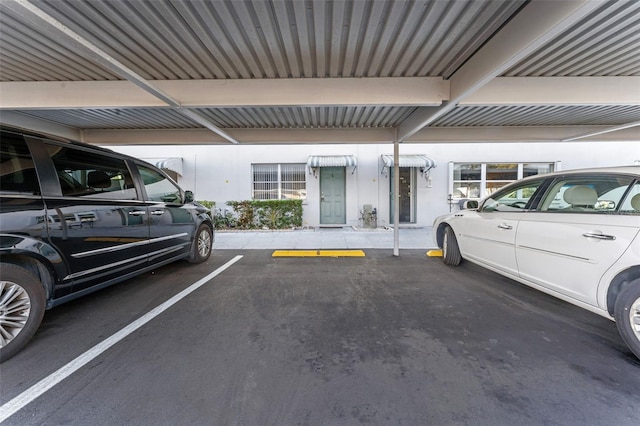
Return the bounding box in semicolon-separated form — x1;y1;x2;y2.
1;0;639;254
2;2;640;424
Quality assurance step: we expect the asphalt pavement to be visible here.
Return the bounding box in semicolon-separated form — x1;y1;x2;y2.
2;248;639;425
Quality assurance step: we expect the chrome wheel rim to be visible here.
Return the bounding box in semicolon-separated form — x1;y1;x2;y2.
197;230;212;258
630;296;640;341
0;280;31;348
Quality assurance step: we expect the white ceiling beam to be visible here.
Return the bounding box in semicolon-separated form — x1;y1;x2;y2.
160;78;448;107
461;76;640;106
397;0;606;142
0;78;448;109
4;0;239;144
4;75;637;109
561;121;640;142
79;125;640;146
407;125;640;143
0;81;164;109
0;110;82;140
83;128;396;145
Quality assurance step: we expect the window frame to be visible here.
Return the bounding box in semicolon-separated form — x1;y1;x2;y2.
251;163;306;201
449;161;557;201
44;141;139;201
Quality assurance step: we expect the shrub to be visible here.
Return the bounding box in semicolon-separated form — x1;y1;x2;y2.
223;199;303;229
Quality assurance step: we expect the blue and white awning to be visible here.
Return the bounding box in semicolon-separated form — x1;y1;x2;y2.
380;154;436;179
307;155;358;168
152;157;183;176
380;154;436;169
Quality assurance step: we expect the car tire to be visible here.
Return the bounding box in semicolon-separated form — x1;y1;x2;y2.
188;224;213;263
0;263;46;362
442;226;462;266
614;281;640;360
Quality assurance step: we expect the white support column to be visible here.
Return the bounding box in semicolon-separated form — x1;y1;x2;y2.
393;129;400;257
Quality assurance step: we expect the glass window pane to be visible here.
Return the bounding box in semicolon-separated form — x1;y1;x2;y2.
137;165;182;203
252;164;278;200
523;163;554;177
281;182;307;199
453;164;481;181
540;176;634;213
0;134;40;195
280;164;306;199
482;180;545;212
620;183;640;214
452;182;480;198
486;181;511;195
47;144;137;200
487;164;517;181
252;164;306;200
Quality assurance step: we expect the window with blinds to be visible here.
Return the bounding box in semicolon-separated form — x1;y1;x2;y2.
252;164;306;200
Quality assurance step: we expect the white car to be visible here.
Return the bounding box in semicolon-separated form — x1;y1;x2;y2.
433;166;640;359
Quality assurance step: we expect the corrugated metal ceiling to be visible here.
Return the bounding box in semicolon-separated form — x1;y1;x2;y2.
1;0;525;81
505;0;640;76
432;105;640;127
0;0;639;141
16;106;417;129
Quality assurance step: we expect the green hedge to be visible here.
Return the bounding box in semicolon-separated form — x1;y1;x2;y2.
212;200;303;229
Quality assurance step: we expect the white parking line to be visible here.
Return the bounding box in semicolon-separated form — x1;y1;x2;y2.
0;255;243;423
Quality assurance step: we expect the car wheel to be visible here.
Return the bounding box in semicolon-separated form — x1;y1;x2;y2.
188;224;213;263
0;264;46;362
614;281;640;360
442;226;462;266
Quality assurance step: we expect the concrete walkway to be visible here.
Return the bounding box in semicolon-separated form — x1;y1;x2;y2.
213;226;436;250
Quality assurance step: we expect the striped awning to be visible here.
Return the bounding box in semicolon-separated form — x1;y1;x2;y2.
381;154;436;169
147;157;183;176
307;155;358;168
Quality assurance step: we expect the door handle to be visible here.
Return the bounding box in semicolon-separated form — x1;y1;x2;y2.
150;210;165;216
129;210;147;216
497;223;513;230
582;232;616;241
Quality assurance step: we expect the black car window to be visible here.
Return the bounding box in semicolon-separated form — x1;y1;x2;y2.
540;175;634;213
45;144;138;200
136;164;182;204
0;133;41;195
480;179;545;212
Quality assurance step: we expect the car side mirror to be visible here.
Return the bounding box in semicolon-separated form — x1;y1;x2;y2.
184;190;194;203
462;200;478;209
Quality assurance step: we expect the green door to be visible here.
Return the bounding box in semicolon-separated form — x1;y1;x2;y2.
320;167;346;224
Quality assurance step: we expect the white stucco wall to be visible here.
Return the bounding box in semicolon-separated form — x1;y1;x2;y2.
108;141;638;228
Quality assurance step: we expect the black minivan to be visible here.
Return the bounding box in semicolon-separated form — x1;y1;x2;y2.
0;128;214;361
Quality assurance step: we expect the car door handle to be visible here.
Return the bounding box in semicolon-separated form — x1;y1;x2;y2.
150;210;165;216
497;223;513;230
582;232;616;241
129;210;147;216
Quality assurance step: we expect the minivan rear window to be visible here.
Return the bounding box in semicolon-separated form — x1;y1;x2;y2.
0;133;41;195
45;144;138;200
